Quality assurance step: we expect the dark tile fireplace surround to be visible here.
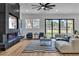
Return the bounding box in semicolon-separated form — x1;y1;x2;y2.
0;32;21;51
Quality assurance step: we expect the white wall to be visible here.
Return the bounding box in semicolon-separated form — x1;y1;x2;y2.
20;13;79;37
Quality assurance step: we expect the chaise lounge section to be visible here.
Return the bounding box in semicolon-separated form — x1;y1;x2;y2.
55;37;79;53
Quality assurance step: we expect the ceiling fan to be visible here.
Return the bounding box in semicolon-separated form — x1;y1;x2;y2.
32;3;56;10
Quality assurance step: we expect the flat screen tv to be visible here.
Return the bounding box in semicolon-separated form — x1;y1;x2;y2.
9;14;18;29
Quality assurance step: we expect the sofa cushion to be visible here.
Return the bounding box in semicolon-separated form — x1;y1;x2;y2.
56;35;71;42
56;41;69;46
56;38;69;42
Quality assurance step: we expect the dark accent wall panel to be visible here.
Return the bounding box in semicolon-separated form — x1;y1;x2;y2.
0;3;5;12
8;3;20;18
0;4;6;42
0;13;5;33
0;3;5;34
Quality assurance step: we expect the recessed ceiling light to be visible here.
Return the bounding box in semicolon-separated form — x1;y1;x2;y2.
55;9;58;12
26;10;29;12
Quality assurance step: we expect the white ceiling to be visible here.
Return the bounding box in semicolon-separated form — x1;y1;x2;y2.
20;3;79;14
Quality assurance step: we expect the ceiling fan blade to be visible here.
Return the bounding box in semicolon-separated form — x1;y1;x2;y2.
48;5;56;7
45;3;50;6
47;6;53;9
39;3;44;6
39;3;42;5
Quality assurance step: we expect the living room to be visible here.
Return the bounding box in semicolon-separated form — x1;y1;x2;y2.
19;3;79;54
1;2;79;56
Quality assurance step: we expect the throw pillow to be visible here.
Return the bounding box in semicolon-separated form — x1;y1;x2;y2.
64;36;71;42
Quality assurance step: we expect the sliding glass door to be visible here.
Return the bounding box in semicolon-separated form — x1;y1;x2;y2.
60;20;66;34
45;19;74;38
52;20;59;37
46;20;52;38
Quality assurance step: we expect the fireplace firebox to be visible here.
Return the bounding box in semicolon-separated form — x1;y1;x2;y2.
7;33;18;43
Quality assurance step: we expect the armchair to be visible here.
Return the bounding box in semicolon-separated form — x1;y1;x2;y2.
26;33;33;39
39;32;44;39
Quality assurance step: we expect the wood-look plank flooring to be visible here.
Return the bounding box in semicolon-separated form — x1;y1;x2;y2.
0;39;79;56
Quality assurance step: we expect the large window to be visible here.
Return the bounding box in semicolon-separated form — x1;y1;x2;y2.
33;19;40;28
45;19;74;38
25;19;40;29
25;19;32;29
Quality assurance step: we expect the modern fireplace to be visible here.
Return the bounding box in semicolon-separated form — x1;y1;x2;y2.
7;33;18;43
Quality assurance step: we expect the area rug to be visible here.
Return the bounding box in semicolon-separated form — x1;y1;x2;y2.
23;40;57;53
